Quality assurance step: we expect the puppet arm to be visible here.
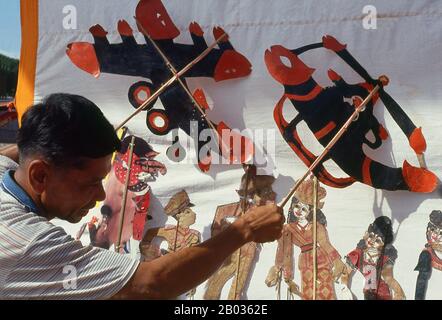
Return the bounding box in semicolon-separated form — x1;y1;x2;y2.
381;265;405;300
265;225;293;287
340;263;354;288
316;224;346;280
414;250;432;300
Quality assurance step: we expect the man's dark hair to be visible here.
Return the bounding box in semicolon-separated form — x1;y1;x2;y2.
17;93;121;167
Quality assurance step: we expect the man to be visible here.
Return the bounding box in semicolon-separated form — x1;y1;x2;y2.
0;93;284;300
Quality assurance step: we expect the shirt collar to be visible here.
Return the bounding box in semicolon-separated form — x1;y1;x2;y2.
1;170;39;213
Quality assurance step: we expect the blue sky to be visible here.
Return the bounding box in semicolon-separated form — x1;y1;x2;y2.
0;0;21;58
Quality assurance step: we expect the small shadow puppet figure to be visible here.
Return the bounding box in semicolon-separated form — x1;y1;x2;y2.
204;165;276;300
265;178;345;300
415;210;442;300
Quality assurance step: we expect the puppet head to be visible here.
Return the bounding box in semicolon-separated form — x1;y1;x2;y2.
264;45;315;86
287;178;327;225
164;190;196;227
363;216;393;251
114;135;166;194
236;165;276;207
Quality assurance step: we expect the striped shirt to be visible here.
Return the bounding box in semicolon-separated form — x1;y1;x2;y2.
0;155;139;300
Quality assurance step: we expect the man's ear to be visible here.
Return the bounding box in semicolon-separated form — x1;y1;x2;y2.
28;160;50;195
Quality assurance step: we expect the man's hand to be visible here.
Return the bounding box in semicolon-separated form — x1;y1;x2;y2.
233;203;284;244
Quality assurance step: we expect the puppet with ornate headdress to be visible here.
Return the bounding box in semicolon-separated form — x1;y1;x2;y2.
204;165;276;300
265;177;345;300
339;216;405;300
415;210;442;300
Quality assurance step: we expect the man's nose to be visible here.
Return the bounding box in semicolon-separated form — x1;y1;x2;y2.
95;184;106;202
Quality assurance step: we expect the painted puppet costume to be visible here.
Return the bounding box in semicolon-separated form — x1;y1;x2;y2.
415;210;442;300
340;216;405;300
204;166;276;300
266;178;344;300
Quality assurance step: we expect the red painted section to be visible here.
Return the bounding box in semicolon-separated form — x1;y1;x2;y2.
362;157;373;186
89;24;108;37
314;122;336;140
402;160;437;193
66;42;101;78
189;22;204;36
409;127;426;154
214;50;252;82
118;20;133;36
135;0;180;40
264;45;315;85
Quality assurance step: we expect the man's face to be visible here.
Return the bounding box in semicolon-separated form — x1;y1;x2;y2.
41;155;112;223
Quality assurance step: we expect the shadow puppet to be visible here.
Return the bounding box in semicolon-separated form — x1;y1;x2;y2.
204;165;276;300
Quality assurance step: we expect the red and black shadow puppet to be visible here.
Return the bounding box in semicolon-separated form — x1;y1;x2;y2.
66;0;253;172
264;35;437;192
415;210;442;300
88;135;167;253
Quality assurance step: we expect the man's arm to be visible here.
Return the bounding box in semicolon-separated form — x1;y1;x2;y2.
112;203;284;299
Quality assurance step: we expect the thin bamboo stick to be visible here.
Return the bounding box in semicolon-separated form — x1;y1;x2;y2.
312;176;318;300
115;136;136;253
